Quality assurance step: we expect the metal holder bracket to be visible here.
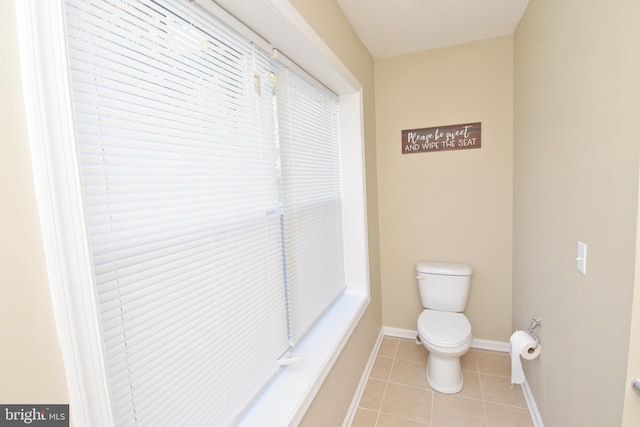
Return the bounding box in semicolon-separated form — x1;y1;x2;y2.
527;318;541;349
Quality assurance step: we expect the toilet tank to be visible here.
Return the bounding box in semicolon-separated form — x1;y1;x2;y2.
416;262;472;312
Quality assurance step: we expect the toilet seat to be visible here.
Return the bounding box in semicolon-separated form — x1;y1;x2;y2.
418;310;472;348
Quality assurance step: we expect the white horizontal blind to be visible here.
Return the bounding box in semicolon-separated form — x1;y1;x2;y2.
274;57;346;344
64;0;289;425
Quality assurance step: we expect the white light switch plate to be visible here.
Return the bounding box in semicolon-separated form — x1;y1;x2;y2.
577;241;587;275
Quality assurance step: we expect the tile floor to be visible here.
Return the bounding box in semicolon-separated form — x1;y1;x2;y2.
351;336;534;427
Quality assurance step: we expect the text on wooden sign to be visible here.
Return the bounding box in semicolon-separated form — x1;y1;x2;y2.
401;122;481;154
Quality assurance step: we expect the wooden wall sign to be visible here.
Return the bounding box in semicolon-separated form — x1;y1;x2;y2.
401;122;481;154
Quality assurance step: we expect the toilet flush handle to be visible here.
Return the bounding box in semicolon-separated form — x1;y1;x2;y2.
632;379;640;395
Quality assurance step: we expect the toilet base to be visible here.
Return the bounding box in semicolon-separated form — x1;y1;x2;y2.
426;353;464;394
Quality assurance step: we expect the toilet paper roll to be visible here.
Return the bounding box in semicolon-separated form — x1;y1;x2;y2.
510;330;542;385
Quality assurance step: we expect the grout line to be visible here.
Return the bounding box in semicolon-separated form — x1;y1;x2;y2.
478;371;512;379
429;372;434;426
378;410;431;427
477;361;489;427
477;361;485;400
373;338;399;427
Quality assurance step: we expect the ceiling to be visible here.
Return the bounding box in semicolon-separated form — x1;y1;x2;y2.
336;0;529;59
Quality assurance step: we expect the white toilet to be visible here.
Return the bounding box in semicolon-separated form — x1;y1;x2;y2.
416;262;473;394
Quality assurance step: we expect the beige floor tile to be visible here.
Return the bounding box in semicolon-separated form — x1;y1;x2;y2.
377;413;430;427
460;349;480;372
474;350;511;377
389;359;430;390
379;337;400;357
432;393;487;427
371;356;394;381
485;402;534;427
457;370;482;400
352;408;379;427
396;339;429;363
380;383;432;424
480;374;527;408
360;379;387;411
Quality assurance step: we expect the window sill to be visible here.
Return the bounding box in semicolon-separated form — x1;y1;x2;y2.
236;290;369;426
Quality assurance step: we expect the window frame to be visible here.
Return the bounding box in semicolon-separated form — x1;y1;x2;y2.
16;0;370;425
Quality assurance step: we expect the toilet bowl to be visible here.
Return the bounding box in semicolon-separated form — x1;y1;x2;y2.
415;262;473;394
417;309;472;393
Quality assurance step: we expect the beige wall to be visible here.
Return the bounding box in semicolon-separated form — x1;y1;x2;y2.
288;1;383;425
374;37;514;341
513;0;640;425
0;0;69;404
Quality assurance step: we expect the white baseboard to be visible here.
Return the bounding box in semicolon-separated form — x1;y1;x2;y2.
521;377;544;427
382;327;511;353
471;338;511;352
382;326;418;340
342;329;384;427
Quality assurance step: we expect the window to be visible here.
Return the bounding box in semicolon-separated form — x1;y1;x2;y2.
66;1;290;424
274;54;346;345
17;0;368;425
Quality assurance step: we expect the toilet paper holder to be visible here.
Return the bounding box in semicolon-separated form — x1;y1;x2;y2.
522;318;541;349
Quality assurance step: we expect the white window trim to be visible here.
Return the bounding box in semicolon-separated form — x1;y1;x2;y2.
16;0;370;425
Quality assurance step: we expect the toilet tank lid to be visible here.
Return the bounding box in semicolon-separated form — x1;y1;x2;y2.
416;262;472;276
